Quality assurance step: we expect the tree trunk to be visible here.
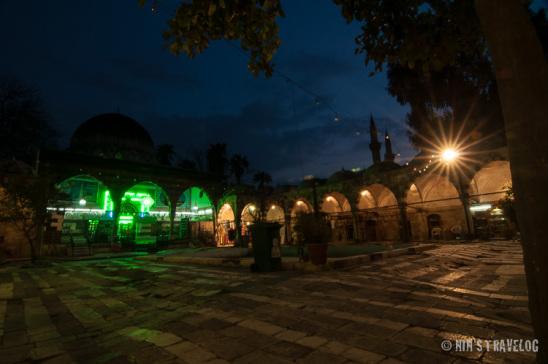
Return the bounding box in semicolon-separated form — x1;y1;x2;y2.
475;1;548;361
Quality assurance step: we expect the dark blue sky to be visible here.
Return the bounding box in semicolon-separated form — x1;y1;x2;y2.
2;1;544;183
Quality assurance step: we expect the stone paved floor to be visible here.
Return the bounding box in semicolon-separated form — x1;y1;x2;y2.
0;241;536;363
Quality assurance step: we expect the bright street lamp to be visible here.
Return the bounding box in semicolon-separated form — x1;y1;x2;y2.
441;148;460;163
438;147;473;240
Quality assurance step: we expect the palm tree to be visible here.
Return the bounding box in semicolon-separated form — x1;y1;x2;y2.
230;154;249;184
206;143;228;179
253;171;272;190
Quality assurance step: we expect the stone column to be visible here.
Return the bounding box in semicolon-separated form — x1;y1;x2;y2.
398;200;410;243
284;212;292;244
234;202;242;247
110;189;123;244
167;193;179;241
351;208;359;243
457;176;474;239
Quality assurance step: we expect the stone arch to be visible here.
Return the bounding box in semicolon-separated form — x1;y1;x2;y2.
367;184;398;208
354;184;399;242
240;203;257;240
266;204;286;244
56;174;113;210
406;173;463;240
410;174;460;208
216;203;236;247
290;198;313;216
53;175;115;246
320;191;352;213
357;189;376;210
405;183;423;205
176;186;215;243
469;160;512;203
467;161;513;239
320;192;353;243
288;198;313;243
119;181;172;245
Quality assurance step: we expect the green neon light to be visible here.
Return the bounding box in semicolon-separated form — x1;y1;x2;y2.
123;191;155;213
118;215;134;225
103;190;114;212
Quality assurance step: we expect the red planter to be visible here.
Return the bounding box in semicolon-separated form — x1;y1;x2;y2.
307;243;328;265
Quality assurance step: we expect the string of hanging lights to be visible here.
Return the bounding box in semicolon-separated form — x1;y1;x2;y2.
147;0;407;161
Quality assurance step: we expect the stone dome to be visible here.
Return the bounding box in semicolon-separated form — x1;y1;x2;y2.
69;113;155;163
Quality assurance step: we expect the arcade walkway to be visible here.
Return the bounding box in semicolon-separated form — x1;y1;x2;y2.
0;241;535;363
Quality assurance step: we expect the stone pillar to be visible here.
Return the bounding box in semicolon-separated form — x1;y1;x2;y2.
110;189;123;244
285;212;292;244
398;200;410;243
168;194;179;241
169;205;176;241
460;190;474;239
457;176;474;239
234;202;243;247
351;209;359;243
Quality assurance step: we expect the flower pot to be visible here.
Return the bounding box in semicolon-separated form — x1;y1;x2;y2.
307;243;328;265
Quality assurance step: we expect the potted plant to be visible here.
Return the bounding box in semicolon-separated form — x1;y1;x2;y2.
293;213;331;265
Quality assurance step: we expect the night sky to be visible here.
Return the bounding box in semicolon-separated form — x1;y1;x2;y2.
2;1;545;183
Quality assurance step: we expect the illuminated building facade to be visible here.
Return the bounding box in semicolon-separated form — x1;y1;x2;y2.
40;113;220;255
1;113;514;258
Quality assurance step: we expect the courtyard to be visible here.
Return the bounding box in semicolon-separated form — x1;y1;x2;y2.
0;241;535;363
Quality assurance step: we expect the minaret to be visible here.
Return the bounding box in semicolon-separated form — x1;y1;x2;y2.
369;114;381;164
384;130;396;162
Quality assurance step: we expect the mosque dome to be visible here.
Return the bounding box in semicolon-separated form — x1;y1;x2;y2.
69;113;155;163
328;169;358;183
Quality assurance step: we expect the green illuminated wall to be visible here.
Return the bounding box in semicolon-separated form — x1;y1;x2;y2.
177;187;213;221
118;182;170;245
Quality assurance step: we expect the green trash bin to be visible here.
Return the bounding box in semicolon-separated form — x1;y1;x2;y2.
249;222;282;272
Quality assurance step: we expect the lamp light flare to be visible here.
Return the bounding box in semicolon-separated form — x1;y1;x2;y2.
440;148;460;162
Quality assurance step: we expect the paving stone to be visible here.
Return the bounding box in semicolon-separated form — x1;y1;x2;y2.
392;330;441;352
219;325;257;339
129;345;176;364
275;329;308;342
401;326;439;338
2;330;29;347
42;353;76;364
372;340;408;357
0;344;32;364
263;340;312;359
296;335;329;349
342;347;386;363
207;337;255;361
0;242;536;364
400;348;458;364
297;349;347;364
238;332;278;350
378;358;407;364
165;340;197;357
318;340;352;355
238;319;284;336
146;332;182;347
232;350;293;364
178;347;217;363
30;344;65;360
